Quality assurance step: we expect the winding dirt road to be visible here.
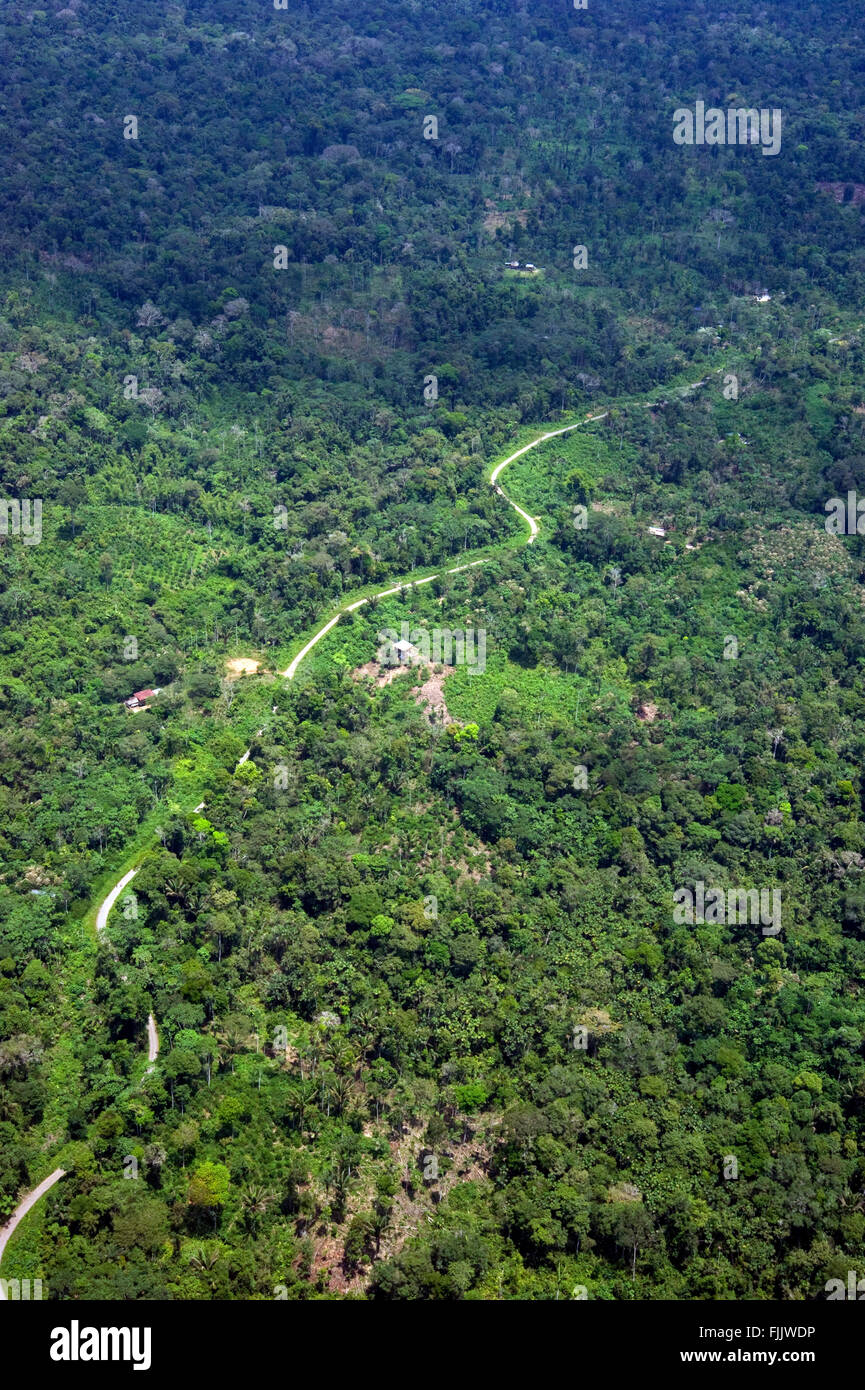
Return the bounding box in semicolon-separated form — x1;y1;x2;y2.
489;412;608;539
277;414;594;678
146;1015;159;1070
95;866;138;934
0;380;713;1287
0;1167;66;1300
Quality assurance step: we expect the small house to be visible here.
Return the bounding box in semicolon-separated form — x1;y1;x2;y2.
124;687;161;709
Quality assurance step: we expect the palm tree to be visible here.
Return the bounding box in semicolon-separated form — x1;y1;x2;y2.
327;1158;353;1223
334;1041;361;1078
239;1183;273;1234
286;1079;318;1138
371;1200;394;1253
214;1015;248;1073
187;1244;221;1292
326;1073;354;1118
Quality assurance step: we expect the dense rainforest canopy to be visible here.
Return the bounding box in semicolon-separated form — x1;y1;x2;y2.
1;0;865;1302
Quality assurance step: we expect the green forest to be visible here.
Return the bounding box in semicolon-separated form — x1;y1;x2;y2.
1;0;865;1303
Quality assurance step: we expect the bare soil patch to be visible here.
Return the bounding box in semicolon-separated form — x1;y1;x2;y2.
225;657;261;679
636;701;659;722
816;181;865;207
352;656;457;725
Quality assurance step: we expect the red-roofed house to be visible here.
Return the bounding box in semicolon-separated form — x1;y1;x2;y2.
124;688;161;709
